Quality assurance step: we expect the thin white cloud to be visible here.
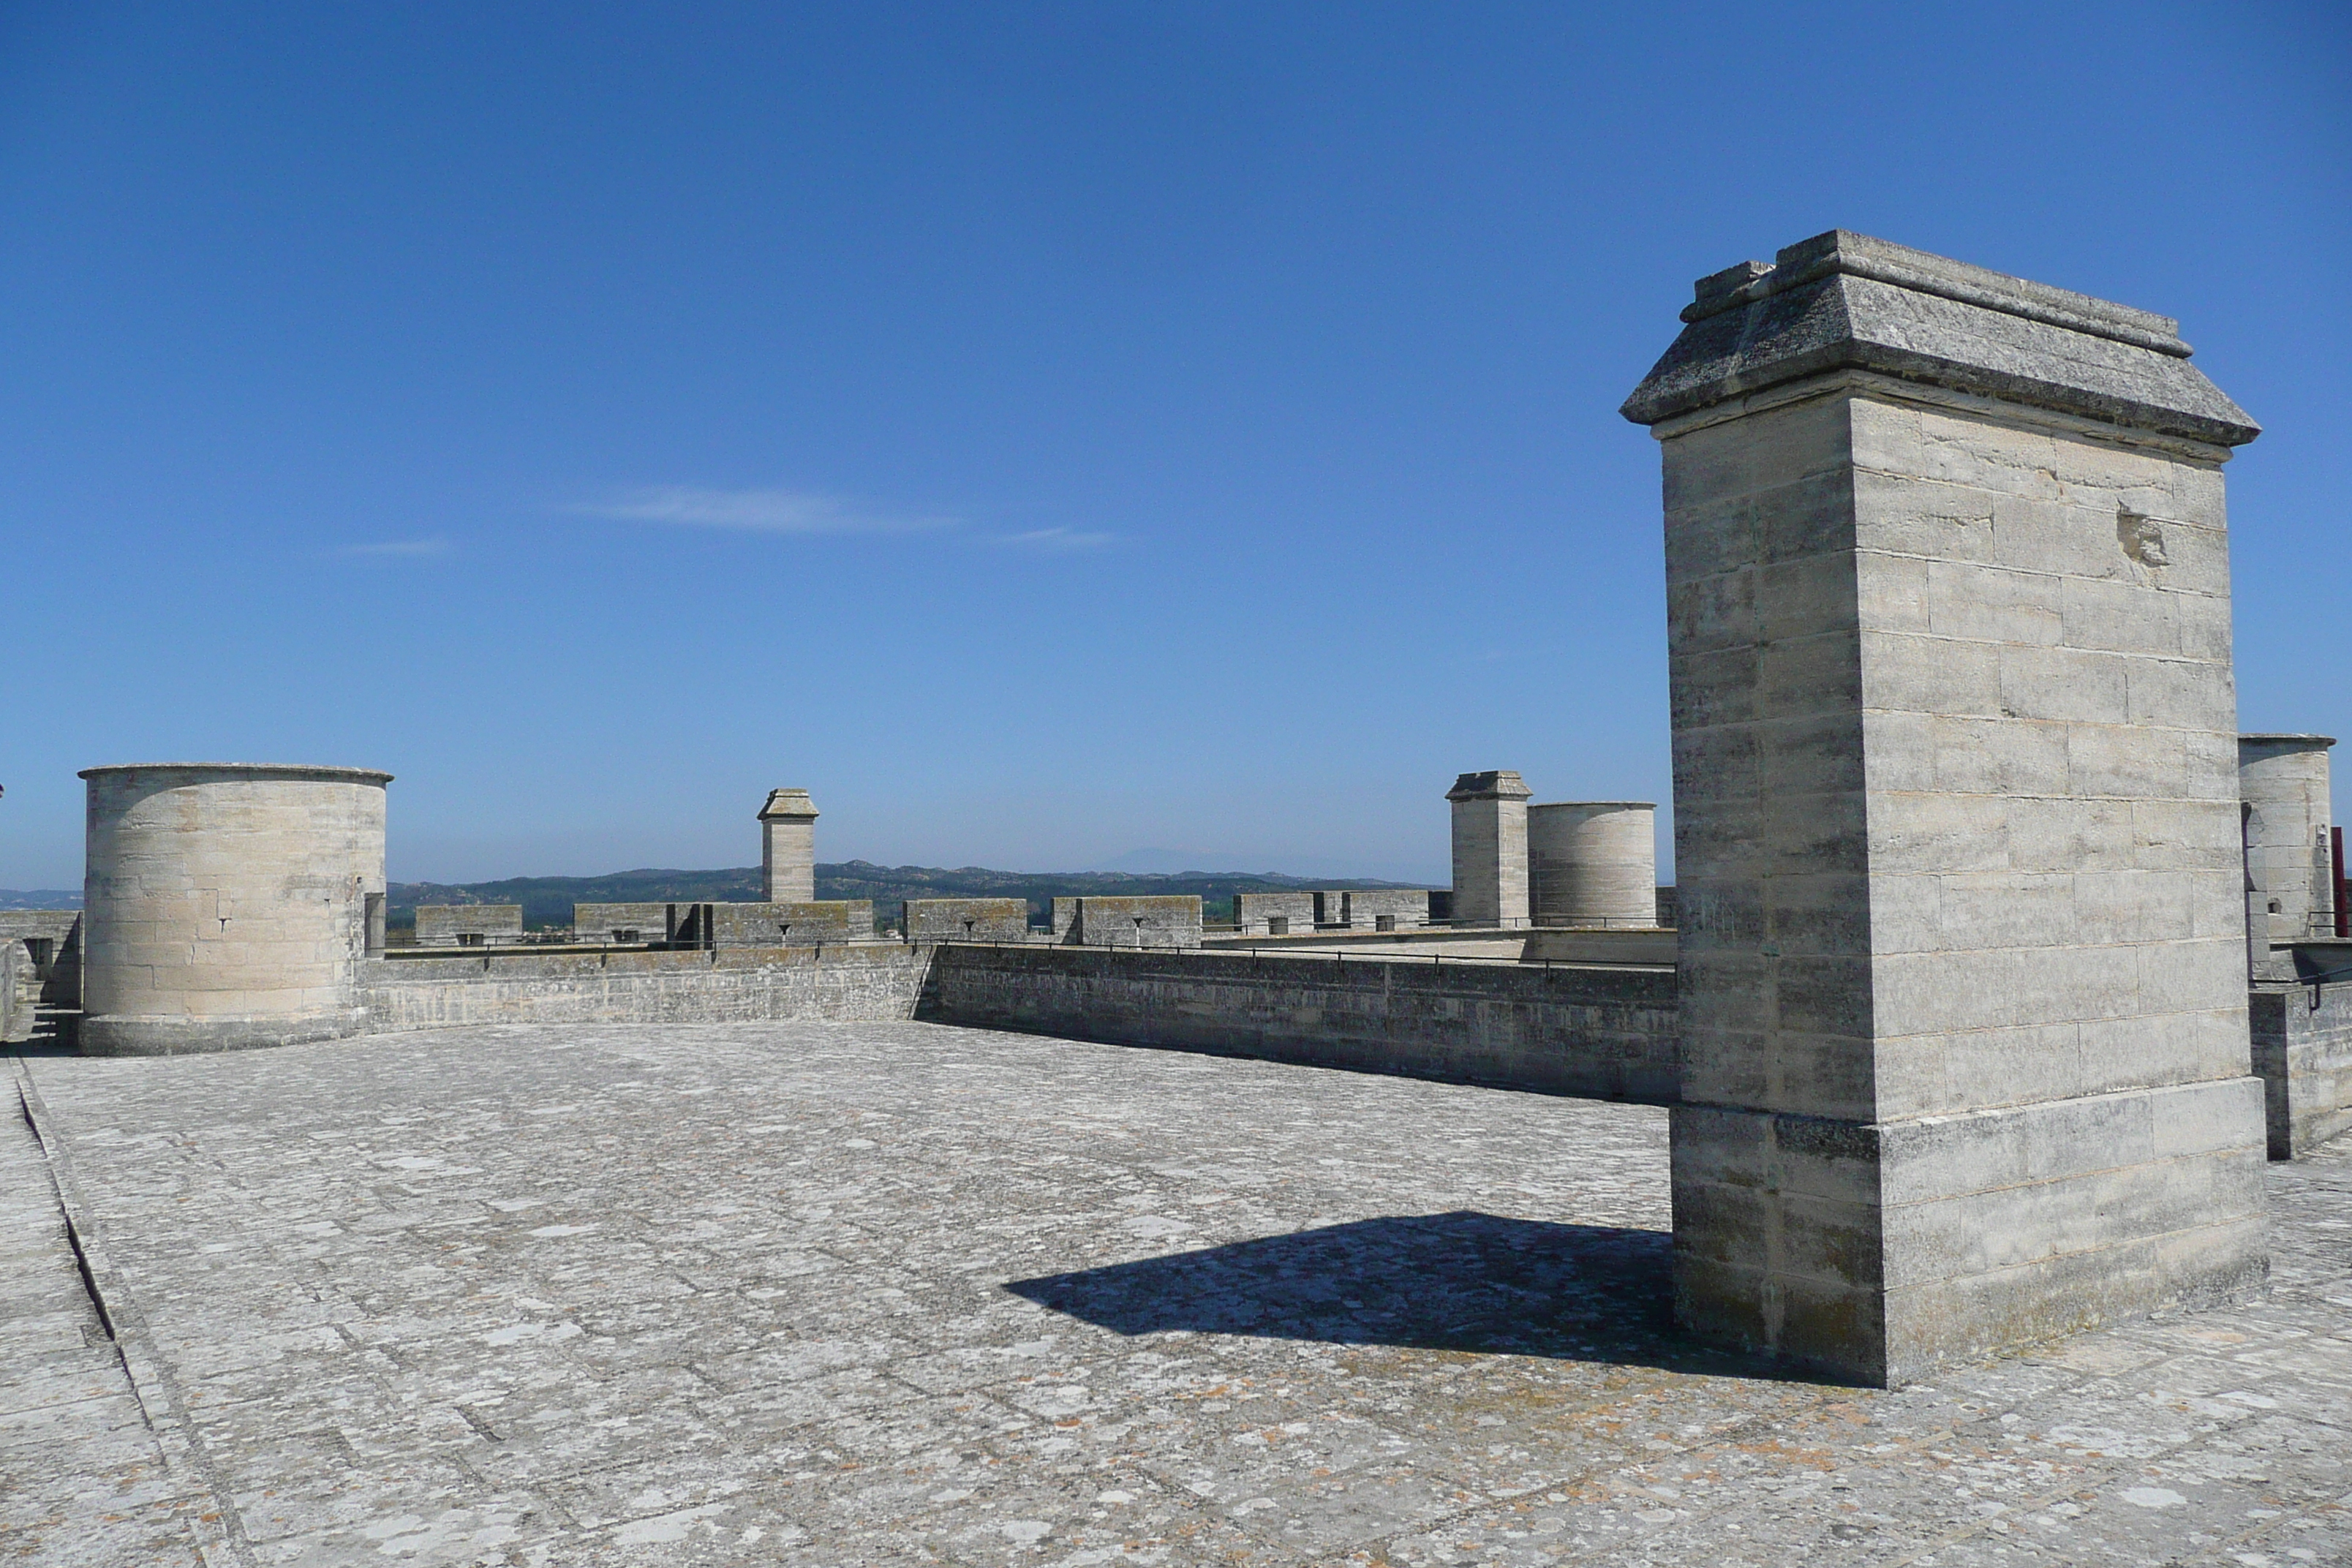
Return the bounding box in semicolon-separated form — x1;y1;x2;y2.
579;486;952;536
994;527;1118;553
342;538;453;557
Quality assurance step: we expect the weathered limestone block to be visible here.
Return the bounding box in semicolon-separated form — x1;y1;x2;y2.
413;905;524;947
1624;230;2267;1385
1447;771;1533;927
901;898;1030;943
758;788;818;903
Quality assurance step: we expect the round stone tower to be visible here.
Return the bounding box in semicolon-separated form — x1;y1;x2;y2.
1527;802;1658;928
79;764;392;1055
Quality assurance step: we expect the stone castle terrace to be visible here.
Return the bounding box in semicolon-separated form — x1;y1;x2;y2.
7;1019;2348;1567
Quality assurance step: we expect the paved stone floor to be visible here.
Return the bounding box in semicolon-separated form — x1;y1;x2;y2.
4;1022;2349;1567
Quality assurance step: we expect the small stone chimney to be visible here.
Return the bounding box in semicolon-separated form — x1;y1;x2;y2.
758;788;819;902
1445;770;1533;927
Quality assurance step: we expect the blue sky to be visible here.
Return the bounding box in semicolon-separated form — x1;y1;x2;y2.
2;1;2346;888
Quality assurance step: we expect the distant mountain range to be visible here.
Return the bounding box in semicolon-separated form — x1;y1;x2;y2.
378;862;1430;930
0;864;1433;928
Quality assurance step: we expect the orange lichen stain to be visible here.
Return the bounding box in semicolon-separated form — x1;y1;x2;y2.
1728;1438;1839;1471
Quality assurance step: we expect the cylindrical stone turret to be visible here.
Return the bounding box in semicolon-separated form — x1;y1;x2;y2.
2238;734;2335;944
79;763;391;1055
1445;770;1532;928
1528;802;1657;928
758;788;818;903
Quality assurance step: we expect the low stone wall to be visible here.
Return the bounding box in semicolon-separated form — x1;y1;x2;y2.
362;944;930;1033
1339;890;1433;930
921;944;1678;1102
1069;896;1203;949
413;905;524;946
0;911;82;1006
709;901;872;947
2250;979;2352;1158
1;941;29;1044
1235;892;1314;935
903;898;1029;942
572;903;685;943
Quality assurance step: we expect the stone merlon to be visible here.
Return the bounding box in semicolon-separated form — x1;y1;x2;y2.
1619;229;2260;448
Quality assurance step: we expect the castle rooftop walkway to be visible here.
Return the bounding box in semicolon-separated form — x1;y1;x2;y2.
5;1020;2349;1567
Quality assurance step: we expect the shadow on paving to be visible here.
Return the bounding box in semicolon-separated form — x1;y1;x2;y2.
1008;1210;1809;1377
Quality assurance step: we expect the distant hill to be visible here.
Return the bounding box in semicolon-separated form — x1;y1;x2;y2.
4;864;1434;930
385;862;1431;930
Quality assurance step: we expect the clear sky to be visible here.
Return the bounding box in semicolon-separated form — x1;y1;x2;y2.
2;1;2346;889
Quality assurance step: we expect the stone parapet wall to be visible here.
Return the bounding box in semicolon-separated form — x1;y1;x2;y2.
1;941;30;1044
1338;890;1433;930
570;903;682;943
1065;897;1203;949
0;911;82;1006
708;901;873;947
2250;979;2352;1158
1235;892;1315;935
902;898;1030;942
921;944;1677;1103
361;944;929;1033
413;905;524;946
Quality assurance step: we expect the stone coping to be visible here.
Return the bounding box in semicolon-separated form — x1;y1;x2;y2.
1621;230;2258;446
1681;230;2187;350
77;762;394;784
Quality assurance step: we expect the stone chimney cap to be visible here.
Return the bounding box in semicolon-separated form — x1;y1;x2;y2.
757;788;818;821
1681;231;2187;348
1447;770;1534;802
1622;230;2258;448
2239;734;2337;750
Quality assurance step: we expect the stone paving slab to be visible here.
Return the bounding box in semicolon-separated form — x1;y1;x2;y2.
1;1064;214;1567
6;1021;2351;1566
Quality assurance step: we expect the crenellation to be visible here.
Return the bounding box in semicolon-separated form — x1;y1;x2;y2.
900;897;1030;943
412;904;523;946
